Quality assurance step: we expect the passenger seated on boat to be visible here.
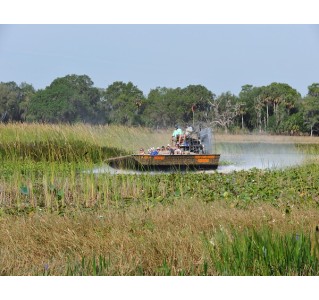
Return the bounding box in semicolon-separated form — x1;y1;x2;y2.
180;125;193;145
166;144;174;155
172;125;183;146
139;148;145;155
158;146;166;154
174;143;182;155
148;147;154;154
150;147;159;156
185;125;193;138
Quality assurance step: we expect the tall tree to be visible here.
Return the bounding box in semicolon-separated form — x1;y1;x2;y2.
18;82;36;121
143;87;179;128
301;96;319;136
103;81;145;126
180;85;215;125
307;83;319;97
27;74;100;123
209;92;240;133
260;83;300;132
301;83;319;136
0;81;26;122
238;85;263;131
144;85;215;128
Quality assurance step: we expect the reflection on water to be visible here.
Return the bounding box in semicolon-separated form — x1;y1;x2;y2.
93;142;310;175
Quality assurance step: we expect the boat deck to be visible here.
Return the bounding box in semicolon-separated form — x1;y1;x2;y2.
107;153;220;171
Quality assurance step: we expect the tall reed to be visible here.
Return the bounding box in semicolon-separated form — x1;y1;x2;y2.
204;227;319;275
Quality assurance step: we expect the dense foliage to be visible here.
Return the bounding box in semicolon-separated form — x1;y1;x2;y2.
1;75;319;135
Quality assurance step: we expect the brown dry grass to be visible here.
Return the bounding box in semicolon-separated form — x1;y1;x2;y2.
1;198;318;275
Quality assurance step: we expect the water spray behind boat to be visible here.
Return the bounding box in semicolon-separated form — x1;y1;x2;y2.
198;127;214;154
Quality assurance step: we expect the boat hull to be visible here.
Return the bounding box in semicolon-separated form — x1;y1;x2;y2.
107;154;220;171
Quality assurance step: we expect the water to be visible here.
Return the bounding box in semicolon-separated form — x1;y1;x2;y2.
216;142;307;173
92;142;309;175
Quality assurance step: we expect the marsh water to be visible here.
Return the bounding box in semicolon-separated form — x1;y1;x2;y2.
93;142;310;175
215;142;307;173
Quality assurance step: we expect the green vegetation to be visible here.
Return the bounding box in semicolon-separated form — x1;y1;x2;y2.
1;76;319;135
62;229;319;276
1;124;319;275
204;228;319;275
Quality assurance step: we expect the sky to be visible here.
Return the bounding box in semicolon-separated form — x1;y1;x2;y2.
1;4;319;99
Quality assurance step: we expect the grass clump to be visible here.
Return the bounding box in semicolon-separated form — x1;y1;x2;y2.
204;228;319;275
0;123;319;275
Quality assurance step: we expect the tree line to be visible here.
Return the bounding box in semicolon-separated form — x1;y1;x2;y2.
1;74;319;136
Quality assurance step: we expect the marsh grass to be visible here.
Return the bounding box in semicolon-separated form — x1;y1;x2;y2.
64;227;319;276
1;123;319;275
204;228;319;275
2;165;319;213
0;123;170;153
1;199;319;275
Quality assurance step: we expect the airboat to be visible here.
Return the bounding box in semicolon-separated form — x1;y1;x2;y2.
107;127;221;171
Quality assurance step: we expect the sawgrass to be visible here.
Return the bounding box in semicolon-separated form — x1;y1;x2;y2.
1;123;319;275
1;199;319;275
204;227;319;275
0;123;170;153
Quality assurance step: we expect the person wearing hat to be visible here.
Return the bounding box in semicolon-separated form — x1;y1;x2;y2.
139;148;145;155
181;124;193;145
171;125;183;146
159;146;165;154
166;144;174;155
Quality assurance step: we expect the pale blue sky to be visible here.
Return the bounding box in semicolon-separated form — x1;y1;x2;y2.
1;24;319;97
